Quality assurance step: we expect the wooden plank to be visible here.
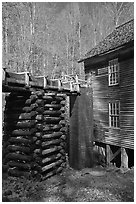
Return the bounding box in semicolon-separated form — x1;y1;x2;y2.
106;144;111;165
121;147;128;168
110;147;121;162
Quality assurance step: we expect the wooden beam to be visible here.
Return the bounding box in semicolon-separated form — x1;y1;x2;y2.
121;147;128;168
106;144;111;165
110;147;121;162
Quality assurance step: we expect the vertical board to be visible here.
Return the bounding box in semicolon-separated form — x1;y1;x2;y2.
69;87;93;169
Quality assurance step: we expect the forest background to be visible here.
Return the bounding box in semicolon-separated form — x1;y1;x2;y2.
2;2;134;79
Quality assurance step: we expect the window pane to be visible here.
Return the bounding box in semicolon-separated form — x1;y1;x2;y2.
112;65;114;72
110;75;112;85
111;103;113;114
111;116;113;126
114;117;117;127
109;102;120;128
116;103;119;114
112;74;115;84
114;64;117;72
117;117;119;127
109;58;119;85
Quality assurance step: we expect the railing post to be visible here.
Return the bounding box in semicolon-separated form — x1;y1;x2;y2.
43;77;48;89
3;68;7;84
58;79;62;90
70;82;73;92
25;72;30;87
75;75;80;92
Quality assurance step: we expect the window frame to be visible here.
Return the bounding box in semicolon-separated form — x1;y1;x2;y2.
109;101;120;129
108;58;119;86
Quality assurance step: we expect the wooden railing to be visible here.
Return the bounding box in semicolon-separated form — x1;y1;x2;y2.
2;68;88;93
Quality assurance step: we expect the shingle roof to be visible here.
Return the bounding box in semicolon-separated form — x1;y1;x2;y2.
79;19;134;62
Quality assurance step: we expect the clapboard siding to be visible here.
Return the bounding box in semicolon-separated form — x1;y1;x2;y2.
120;58;134;144
85;52;134;149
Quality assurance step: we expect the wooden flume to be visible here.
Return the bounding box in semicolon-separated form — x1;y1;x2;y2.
3;69;88;179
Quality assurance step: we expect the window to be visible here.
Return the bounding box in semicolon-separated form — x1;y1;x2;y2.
108;58;119;86
109;101;120;128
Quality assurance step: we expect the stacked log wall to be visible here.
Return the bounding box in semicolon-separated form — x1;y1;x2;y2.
3;92;37;178
3;90;67;180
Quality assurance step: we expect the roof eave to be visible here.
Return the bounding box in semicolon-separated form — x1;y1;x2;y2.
78;40;134;63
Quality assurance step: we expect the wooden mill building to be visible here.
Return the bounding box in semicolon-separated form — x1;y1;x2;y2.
79;19;134;168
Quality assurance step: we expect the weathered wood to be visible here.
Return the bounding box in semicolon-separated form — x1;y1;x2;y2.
59;120;66;126
69;87;93;169
11;129;35;136
60;135;66;140
5;99;27;107
36;124;43;130
36;115;43;121
42;132;62;139
60;114;65;119
31;162;41;170
42;171;55;180
57;93;66;98
8;168;30;178
34;90;44;98
30;94;38;101
110;147;121;162
41;160;62;172
25;98;36;105
9;137;31;145
31;103;38;109
60;149;65;155
60;100;65;106
60;107;65;112
88;57;134;150
2;164;8;173
42;146;61;155
44;104;61;110
7;145;31;153
2;84;31;93
42;153;61;164
35;132;42;138
34;149;41;154
43;124;61;132
4;120;35;129
60;142;65;148
55;96;64;102
56;166;63;173
106;144;111;165
5;106;33;113
44;116;61;123
35;140;41;146
35;99;44;106
121;147;128;168
43;95;53;101
8;161;31;170
36;107;44;113
60;127;67;133
51;100;59;105
43;110;61;116
5;153;31;162
5;111;37;120
42;139;60;148
32;136;38;142
61;162;66;168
